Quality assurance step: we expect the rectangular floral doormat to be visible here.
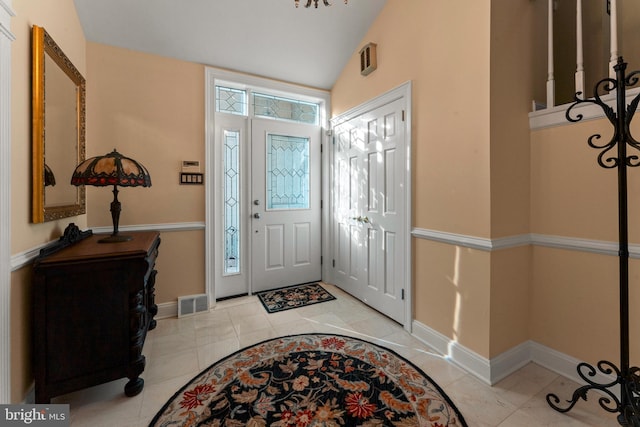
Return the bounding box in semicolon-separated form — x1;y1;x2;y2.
256;283;336;313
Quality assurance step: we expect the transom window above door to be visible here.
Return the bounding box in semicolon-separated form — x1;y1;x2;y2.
215;85;320;125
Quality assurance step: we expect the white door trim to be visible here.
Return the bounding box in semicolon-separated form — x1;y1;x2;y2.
204;67;330;307
0;0;14;404
329;81;412;331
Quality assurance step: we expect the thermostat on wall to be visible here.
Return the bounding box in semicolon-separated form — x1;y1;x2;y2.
182;160;200;173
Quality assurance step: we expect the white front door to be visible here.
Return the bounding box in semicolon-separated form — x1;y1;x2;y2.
332;97;407;324
250;119;322;292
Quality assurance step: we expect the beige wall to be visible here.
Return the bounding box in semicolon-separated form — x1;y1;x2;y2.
11;0;88;253
531;119;638;242
10;0;638;403
490;0;533;238
531;241;640;365
10;267;32;403
530;116;640;363
332;0;537;359
86;43;206;303
530;246;621;364
153;230;205;303
414;239;491;356
332;0;637;364
486;0;534;357
10;0;88;403
10;7;206;401
527;0;640;360
490;247;531;356
331;0;494;357
332;0;492;239
86;43;205;227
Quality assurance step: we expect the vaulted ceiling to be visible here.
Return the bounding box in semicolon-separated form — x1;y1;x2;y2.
73;0;387;90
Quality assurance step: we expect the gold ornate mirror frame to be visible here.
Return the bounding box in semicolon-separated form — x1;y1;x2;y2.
32;25;86;223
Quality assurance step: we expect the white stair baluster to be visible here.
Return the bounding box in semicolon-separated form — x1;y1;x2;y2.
609;0;618;78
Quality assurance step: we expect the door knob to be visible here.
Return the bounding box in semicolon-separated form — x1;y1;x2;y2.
253;213;261;219
350;216;370;224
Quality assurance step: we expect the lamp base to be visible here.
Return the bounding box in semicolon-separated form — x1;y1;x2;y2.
98;234;133;243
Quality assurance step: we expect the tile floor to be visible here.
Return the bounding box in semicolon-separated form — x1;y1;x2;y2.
52;283;619;426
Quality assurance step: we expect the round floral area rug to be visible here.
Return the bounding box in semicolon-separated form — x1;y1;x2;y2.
149;334;467;427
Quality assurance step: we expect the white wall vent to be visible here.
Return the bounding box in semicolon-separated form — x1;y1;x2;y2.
178;294;209;317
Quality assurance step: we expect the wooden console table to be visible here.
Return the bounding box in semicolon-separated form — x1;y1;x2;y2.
33;225;160;403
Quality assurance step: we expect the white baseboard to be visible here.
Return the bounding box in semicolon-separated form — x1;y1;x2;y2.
489;340;532;384
411;320;492;384
529;341;618;394
411;320;617;391
156;301;177;319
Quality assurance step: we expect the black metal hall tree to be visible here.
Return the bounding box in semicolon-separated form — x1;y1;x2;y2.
546;57;640;426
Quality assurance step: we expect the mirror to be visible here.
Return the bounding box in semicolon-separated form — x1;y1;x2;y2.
32;25;86;223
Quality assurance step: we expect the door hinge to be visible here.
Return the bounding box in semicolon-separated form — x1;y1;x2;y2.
320;143;323;153
402;110;406;122
332;259;335;268
326;129;333;137
320;199;323;209
401;289;405;300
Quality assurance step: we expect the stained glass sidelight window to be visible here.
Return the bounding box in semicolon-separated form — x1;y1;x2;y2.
224;130;240;274
266;134;310;210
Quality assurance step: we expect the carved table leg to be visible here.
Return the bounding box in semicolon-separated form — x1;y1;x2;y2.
35;388;51;404
147;269;158;330
125;377;144;397
127;290;147;397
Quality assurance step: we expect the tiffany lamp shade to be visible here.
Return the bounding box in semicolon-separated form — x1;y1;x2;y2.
71;149;151;243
